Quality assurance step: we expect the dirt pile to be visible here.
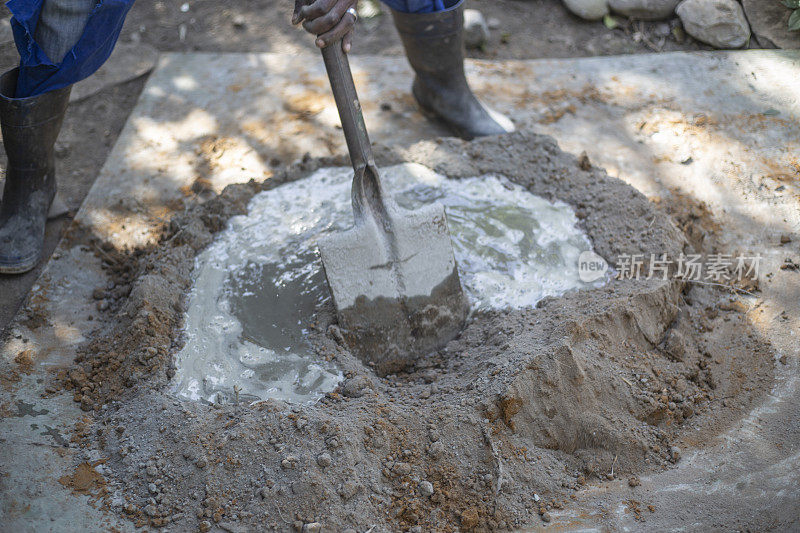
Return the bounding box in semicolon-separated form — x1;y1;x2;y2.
60;132;773;531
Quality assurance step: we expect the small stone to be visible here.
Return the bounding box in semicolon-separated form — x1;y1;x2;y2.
232;14;247;29
302;522;322;533
146;465;158;477
195;457;208;469
670;446;681;462
541;512;552;523
393;462;412;476
144;504;158;517
780;234;792;245
341;375;371;398
608;0;679;20
460;508;480;529
281;456;298;469
199;521;212;533
533;493;540;502
316;452;332;468
563;0;609;21
463;9;489;49
148;482;159;494
676;0;750;49
419;480;434;497
628;475;641;487
487;17;501;30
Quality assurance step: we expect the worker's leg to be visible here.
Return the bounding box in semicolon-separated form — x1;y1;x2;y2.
385;0;515;139
34;0;98;64
0;0;124;273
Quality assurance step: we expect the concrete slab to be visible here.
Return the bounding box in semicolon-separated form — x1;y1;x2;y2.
1;50;799;530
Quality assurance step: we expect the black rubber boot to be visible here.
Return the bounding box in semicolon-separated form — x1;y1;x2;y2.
391;1;515;139
0;68;71;274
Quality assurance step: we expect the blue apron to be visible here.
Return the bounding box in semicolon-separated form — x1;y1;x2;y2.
8;0;134;97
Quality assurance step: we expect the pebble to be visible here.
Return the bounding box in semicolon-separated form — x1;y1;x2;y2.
199;521;212;533
419;480;434;497
487;17;501;30
463;9;490;49
316;452;332;468
302;522;322;533
394;462;412;476
670;446;682;462
676;0;750;48
563;0;609;21
628;475;641;487
541;511;552;523
608;0;680;20
195;457;207;469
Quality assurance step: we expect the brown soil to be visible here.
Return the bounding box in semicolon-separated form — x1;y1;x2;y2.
57;132;773;531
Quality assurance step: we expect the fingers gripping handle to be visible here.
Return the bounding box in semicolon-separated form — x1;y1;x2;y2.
320;43;386;224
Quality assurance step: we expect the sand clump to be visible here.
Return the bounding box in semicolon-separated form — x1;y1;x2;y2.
60;132;773;531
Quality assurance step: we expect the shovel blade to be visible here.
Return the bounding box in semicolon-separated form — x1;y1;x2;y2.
319;202;468;375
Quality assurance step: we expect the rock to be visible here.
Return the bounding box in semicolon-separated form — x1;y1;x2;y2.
563;0;609;21
461;508;480;529
541;511;552;523
662;329;686;362
670;445;682;462
316;452;332;468
341;375;371;398
419;480;434;497
393;462;412;476
487;17;501;30
608;0;680;20
199;520;212;533
302;522;322;533
463;9;489;49
628;475;641;487
676;0;750;49
742;0;800;49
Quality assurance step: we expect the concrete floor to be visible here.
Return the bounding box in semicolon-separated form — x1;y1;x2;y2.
1;50;798;531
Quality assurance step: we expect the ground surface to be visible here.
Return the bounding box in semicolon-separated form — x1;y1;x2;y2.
0;1;799;531
0;0;734;332
1;47;798;531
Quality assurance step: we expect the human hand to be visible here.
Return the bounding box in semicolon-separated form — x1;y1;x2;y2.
292;0;358;53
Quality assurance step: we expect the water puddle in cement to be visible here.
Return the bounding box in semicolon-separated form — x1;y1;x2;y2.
173;163;602;405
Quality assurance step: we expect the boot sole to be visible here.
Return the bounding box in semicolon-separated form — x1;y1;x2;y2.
413;98;474;141
0;253;40;275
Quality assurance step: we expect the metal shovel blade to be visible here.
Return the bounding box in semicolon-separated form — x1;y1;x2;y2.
317;44;468;376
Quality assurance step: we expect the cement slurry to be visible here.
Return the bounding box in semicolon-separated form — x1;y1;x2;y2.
173;163;601;404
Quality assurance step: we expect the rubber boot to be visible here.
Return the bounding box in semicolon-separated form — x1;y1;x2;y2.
391;1;515;139
0;68;71;274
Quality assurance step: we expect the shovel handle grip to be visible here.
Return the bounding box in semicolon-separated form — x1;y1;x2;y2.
321;43;374;172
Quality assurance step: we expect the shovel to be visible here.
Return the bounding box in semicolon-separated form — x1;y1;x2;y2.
317;42;469;376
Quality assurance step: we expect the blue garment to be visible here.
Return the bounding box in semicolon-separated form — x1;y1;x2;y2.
380;0;459;13
8;0;134;97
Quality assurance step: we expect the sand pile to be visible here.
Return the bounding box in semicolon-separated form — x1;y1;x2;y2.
61;132;773;531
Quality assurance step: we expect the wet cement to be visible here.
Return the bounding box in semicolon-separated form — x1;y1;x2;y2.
174;163;601;405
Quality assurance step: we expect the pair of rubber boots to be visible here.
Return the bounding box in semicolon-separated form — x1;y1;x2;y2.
0;0;513;274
